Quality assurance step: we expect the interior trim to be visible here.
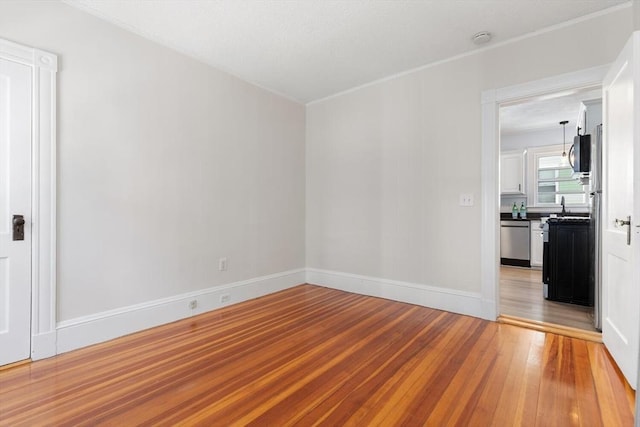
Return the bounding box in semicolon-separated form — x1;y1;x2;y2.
56;268;306;354
306;268;486;320
498;314;602;343
480;65;609;323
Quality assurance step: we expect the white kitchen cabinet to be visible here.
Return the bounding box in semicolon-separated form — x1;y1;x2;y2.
500;151;525;194
577;98;602;134
530;220;543;267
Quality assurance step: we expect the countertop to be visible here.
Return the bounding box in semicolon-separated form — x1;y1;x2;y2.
500;212;590;221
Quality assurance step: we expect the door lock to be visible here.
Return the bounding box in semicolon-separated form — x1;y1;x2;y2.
615;215;631;245
12;215;25;241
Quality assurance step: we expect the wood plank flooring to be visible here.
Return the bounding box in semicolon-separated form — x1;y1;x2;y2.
0;285;634;426
500;266;598;332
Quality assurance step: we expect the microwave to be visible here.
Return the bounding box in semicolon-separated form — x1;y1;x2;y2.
570;134;591;173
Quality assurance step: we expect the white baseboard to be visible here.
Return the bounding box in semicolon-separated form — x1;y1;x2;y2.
481;298;497;321
56;269;306;354
53;267;490;356
306;268;487;320
31;331;57;361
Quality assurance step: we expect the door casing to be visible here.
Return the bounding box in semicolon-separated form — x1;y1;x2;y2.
480;65;609;321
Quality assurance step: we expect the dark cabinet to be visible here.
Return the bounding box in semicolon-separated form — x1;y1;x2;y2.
547;219;593;306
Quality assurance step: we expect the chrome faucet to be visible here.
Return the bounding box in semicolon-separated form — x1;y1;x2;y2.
560;196;566;216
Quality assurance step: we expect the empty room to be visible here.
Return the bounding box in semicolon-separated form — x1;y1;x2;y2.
0;0;638;425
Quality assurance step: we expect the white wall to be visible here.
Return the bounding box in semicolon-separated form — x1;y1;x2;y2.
500;129;558;211
501;128;561;152
0;1;306;322
0;1;632;352
306;8;631;296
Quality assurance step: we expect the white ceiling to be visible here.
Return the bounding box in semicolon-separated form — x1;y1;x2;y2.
500;88;602;135
63;0;629;104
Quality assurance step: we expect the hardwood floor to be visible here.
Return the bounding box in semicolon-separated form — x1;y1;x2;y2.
500;266;598;332
0;285;633;426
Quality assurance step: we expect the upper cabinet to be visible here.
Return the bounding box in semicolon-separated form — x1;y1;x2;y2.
577;98;602;134
500;150;525;194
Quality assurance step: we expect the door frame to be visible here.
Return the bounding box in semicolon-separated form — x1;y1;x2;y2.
479;65;609;321
0;38;57;360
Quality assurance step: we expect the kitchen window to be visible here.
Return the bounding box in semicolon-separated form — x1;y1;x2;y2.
529;145;588;207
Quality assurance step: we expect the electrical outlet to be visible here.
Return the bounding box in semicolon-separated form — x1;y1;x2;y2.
218;257;228;271
459;193;474;207
189;300;197;309
220;294;230;304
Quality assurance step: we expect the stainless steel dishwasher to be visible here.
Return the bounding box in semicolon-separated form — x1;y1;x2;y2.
500;220;530;267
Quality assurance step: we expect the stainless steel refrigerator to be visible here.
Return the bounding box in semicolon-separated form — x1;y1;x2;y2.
590;124;603;330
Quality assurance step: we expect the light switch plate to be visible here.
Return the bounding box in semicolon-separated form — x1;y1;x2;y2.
459;194;474;206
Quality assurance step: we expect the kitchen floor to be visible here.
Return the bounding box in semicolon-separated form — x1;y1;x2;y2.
500;266;598;332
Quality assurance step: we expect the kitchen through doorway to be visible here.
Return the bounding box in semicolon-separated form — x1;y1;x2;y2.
498;87;601;334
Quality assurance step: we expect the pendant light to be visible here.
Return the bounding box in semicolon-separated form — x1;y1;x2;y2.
559;120;569;165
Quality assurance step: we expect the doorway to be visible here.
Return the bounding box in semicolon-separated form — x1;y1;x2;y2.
497;88;601;334
0;38;58;365
479;65;609;328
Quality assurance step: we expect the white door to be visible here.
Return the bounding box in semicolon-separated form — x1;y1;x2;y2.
601;32;640;389
0;57;32;366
